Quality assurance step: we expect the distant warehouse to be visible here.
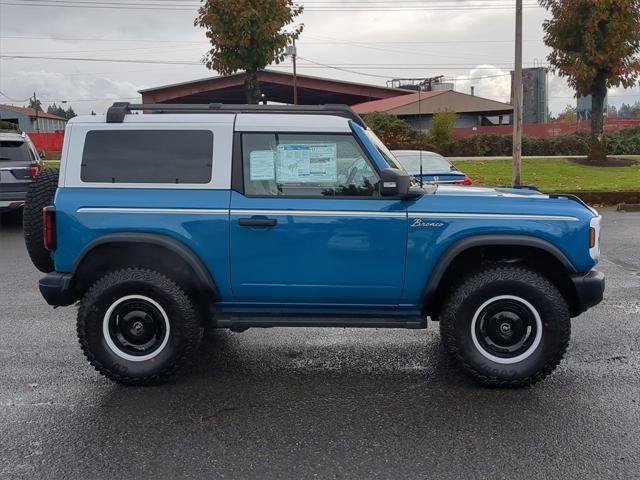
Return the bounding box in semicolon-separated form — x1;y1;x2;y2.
352;90;513;131
0;104;67;133
140;70;513;132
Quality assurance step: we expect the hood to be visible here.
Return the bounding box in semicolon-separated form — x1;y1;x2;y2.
434;185;549;198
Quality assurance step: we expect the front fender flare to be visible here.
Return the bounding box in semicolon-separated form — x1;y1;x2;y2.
422;234;576;307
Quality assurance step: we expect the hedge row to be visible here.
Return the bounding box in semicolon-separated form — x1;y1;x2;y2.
443;128;640;157
362;112;640;157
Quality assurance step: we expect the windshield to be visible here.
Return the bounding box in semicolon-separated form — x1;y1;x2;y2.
393;152;454;174
364;129;405;171
0;140;32;162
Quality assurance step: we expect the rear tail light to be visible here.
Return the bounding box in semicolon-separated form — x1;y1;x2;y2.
29;163;43;178
454;176;474;186
43;206;56;251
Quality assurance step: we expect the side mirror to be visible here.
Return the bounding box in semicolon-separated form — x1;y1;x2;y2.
380;168;419;199
39;151;46;159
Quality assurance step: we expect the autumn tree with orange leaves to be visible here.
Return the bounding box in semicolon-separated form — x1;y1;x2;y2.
195;0;303;103
540;0;640;161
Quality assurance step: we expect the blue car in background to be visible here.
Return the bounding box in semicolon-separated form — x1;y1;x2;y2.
391;150;472;185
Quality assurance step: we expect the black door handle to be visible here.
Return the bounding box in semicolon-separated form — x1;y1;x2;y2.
239;218;277;227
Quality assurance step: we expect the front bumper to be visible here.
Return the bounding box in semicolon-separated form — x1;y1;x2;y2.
39;272;77;307
570;269;605;316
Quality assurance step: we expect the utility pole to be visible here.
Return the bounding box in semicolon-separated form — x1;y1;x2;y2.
512;0;523;187
292;38;298;105
286;41;298;105
33;92;40;133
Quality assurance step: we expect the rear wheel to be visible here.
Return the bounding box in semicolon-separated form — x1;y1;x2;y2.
440;266;570;388
23;168;58;272
77;268;202;385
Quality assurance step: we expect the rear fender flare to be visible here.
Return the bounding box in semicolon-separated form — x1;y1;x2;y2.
72;232;218;297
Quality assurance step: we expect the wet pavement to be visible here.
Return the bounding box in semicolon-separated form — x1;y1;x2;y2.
1;208;639;479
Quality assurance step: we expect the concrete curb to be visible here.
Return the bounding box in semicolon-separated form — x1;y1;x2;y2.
562;191;640;206
617;203;640;212
450;155;640;162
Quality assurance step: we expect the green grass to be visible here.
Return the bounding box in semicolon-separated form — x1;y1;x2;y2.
43;157;640;192
455;158;640;192
44;160;60;169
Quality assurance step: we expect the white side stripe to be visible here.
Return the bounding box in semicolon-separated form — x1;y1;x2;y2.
77;207;228;215
411;212;580;221
230;209;406;218
76;208;579;222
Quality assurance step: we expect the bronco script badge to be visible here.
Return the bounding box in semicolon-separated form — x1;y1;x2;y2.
411;219;445;228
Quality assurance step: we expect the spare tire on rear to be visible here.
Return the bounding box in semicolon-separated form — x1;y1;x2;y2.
23;168;59;273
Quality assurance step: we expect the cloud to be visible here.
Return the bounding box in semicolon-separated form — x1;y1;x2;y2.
455;65;512;102
1;2;638;115
1;70;140;114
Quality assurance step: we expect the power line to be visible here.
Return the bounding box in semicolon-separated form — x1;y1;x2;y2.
0;55;202;65
0;0;542;11
0;90;32;102
303;34;515;62
2;54;545;70
296;57;391;79
1;43;204;56
0;35;542;45
0;35;205;43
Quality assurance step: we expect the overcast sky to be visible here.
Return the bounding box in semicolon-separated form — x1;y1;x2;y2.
1;0;639;115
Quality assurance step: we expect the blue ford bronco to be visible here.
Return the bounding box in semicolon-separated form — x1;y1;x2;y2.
24;103;604;387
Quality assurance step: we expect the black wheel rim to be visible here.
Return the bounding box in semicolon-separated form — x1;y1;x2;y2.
474;298;538;360
106;298;167;357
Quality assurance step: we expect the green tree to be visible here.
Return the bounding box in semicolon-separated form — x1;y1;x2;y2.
195;0;303;103
28;97;42;111
47;103;77;120
618;101;640;118
540;0;640;161
47;103;64;117
429;109;458;152
362;112;434;151
64;106;77;119
559;104;578;124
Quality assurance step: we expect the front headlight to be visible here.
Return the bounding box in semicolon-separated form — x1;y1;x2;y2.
589;215;602;261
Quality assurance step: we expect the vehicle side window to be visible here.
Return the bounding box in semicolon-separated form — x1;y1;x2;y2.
81;130;213;184
241;133;380;197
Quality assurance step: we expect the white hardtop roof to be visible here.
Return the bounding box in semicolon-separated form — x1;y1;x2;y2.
0;131;27;141
68;112;352;132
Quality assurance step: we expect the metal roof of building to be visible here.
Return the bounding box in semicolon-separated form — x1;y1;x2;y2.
139;69;413;106
352;90;514;116
0;104;68;121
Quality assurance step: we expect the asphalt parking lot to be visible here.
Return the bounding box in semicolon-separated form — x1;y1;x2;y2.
1;208;639;479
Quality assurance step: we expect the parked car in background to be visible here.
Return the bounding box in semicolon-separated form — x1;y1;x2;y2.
392;150;472;185
0;131;43;212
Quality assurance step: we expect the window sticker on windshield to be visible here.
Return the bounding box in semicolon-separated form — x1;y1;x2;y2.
276;144;337;183
276;144;311;182
308;144;337;182
249;150;276;180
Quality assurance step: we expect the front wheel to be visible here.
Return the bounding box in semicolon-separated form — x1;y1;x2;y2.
440;266;571;388
77;268;202;385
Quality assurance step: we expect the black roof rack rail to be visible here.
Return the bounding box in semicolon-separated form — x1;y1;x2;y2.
503;185;542;192
105;102;366;127
548;193;592;210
